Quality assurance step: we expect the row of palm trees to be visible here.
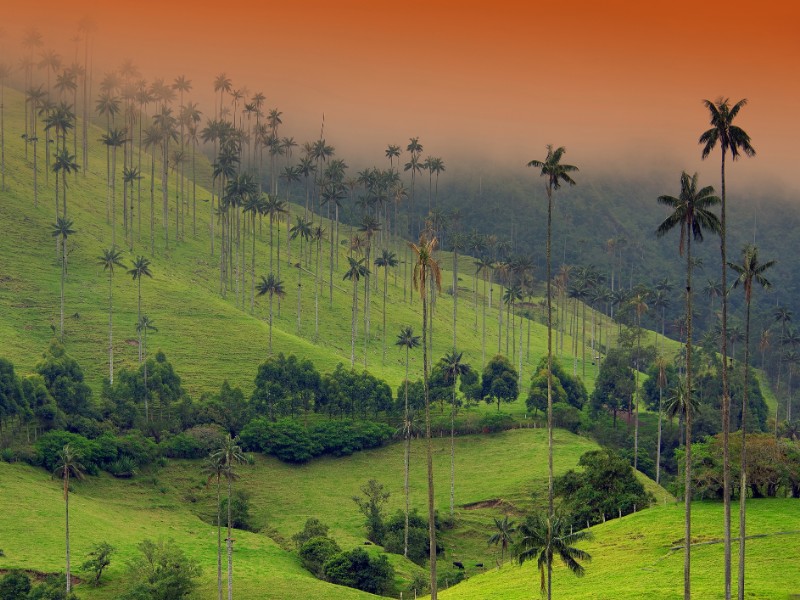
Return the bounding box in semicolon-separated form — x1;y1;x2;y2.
656;98;761;600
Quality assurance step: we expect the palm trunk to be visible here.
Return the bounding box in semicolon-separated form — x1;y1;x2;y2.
657;384;663;485
545;184;554;600
423;279;437;600
450;382;456;518
60;239;66;342
382;267;388;362
404;348;410;558
351;278;358;367
738;299;751;600
217;475;223;600
684;230;694;600
65;478;71;593
453;249;458;350
268;291;274;353
720;148;732;600
227;474;233;600
108;274;114;384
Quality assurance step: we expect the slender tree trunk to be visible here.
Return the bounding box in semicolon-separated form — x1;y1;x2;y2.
227;474;233;600
450;382;456;519
720;148;732;600
65;479;71;594
382;267;388;362
60;238;66;341
404;349;410;558
217;476;223;600
453;249;458;350
108;274;114;384
684;231;694;600
351;278;358;367
545;184;554;600
423;278;437;600
269;292;274;353
739;299;751;600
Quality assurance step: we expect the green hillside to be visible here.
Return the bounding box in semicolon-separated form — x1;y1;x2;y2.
0;429;668;598
432;498;800;600
0;85;679;400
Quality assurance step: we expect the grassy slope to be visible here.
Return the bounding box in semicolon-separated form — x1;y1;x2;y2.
0;86;681;401
432;498;800;600
1;429;613;598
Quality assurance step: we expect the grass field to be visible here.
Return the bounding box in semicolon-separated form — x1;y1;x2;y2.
0;429;616;598
432;498;800;600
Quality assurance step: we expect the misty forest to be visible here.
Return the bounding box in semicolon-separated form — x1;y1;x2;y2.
0;13;799;600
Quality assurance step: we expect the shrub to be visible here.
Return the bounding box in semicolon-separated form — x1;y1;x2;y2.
292;518;331;549
299;536;341;577
478;412;515;433
0;571;32;600
35;431;100;473
323;547;394;595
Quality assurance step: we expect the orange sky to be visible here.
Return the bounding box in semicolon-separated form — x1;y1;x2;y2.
3;0;798;187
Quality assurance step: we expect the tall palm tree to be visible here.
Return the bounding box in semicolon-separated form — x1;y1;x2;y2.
344;257;369;367
527;146;577;594
396;326;420;557
441;350;469;519
375;250;398;362
128;256;153;364
256;274;286;353
51;218;76;342
656;170;720;600
409;234;442;599
700;98;755;600
211;435;247;600
202;455;226;600
514;512;592;600
488;515;516;566
52;443;85;595
729;244;774;600
98;249;126;384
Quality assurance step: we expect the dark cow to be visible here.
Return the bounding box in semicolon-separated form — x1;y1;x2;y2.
452;561;464;570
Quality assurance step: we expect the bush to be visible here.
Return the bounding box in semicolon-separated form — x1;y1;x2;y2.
310;421;393;457
0;571;32;600
107;456;137;478
383;509;430;563
299;536;341;577
552;404;583;433
478;412;515;433
292;518;331;549
35;430;100;473
323;547;394;595
119;539;201;600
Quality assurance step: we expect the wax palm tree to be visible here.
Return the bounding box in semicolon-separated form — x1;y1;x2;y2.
656;170;720;600
527;146;578;569
290;217;313;331
396;326;420;557
728;243;774;599
375;250;398;362
344;257;369;367
700;99;755;599
514;512;592;600
441;350;470;519
52;444;85;595
359;215;381;362
213;73;232;120
98;248;125;384
409;234;442;599
202;455;226;600
256;274;286;353
385;144;401;168
488;515;516;566
211;435;247;600
52;148;79;222
128;256;153;364
51;218;75;342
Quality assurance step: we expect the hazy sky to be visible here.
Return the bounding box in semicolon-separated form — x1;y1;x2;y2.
4;0;798;189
